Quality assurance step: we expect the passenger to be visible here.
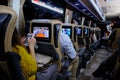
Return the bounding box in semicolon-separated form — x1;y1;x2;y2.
12;28;57;80
92;36;120;80
60;31;79;80
53;15;79;79
91;31;97;43
77;39;87;68
92;49;120;80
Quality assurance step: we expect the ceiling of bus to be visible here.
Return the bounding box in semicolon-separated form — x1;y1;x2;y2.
99;0;120;18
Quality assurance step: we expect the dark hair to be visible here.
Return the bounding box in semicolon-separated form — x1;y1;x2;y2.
12;28;22;47
52;15;63;22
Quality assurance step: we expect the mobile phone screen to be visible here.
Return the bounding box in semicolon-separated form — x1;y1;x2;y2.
24;33;32;46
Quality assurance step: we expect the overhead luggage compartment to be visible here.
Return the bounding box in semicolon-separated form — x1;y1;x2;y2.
65;0;105;22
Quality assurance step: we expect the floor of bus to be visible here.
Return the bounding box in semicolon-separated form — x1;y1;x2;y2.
78;48;112;80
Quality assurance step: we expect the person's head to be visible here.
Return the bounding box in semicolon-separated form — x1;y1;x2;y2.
52;15;63;22
41;27;45;33
12;28;23;47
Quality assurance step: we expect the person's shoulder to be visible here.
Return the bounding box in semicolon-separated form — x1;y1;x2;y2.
61;32;69;38
16;45;25;49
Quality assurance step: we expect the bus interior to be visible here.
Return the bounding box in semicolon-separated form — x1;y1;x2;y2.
0;0;120;80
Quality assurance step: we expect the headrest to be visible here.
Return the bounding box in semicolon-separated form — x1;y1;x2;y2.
0;5;17;53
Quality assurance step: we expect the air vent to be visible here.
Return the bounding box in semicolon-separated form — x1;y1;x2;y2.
102;7;107;14
102;6;111;14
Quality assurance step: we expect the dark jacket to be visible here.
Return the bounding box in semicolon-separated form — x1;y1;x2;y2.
92;49;120;80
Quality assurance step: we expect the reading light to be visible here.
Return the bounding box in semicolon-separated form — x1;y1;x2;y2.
75;3;80;5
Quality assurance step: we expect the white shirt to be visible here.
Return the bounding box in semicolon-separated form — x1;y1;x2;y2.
60;32;77;59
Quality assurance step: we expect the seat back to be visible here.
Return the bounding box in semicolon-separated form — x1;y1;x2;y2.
111;28;119;52
30;19;62;71
71;24;79;51
0;5;25;80
83;26;91;49
112;36;120;80
0;6;17;53
0;5;17;80
77;26;84;44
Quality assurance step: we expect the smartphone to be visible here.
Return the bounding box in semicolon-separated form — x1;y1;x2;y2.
24;33;32;46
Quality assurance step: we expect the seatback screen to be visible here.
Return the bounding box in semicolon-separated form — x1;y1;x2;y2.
33;27;49;38
62;26;72;38
31;23;51;42
77;27;82;37
84;28;89;37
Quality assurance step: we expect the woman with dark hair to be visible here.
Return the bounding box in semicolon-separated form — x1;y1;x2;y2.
12;28;57;80
12;28;37;80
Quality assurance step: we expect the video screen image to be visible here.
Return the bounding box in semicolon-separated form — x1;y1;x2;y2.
83;28;89;37
33;27;49;38
62;28;71;37
77;28;82;35
85;28;88;35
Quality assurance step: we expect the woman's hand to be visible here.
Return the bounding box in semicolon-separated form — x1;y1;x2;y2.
27;34;36;60
28;34;36;47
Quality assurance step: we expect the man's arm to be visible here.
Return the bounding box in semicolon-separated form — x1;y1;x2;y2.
60;33;77;59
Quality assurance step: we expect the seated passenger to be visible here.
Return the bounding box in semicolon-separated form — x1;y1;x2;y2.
12;28;57;80
77;40;87;68
60;31;79;80
92;48;120;80
90;32;97;43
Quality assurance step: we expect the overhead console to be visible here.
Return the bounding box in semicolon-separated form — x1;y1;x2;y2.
65;0;105;22
81;0;105;22
31;0;64;14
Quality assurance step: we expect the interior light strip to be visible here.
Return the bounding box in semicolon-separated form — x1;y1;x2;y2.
32;0;64;14
89;0;105;21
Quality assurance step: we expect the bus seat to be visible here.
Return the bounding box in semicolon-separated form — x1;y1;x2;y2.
5;52;25;80
0;5;26;80
111;28;119;52
30;19;62;72
112;36;120;80
72;24;79;51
